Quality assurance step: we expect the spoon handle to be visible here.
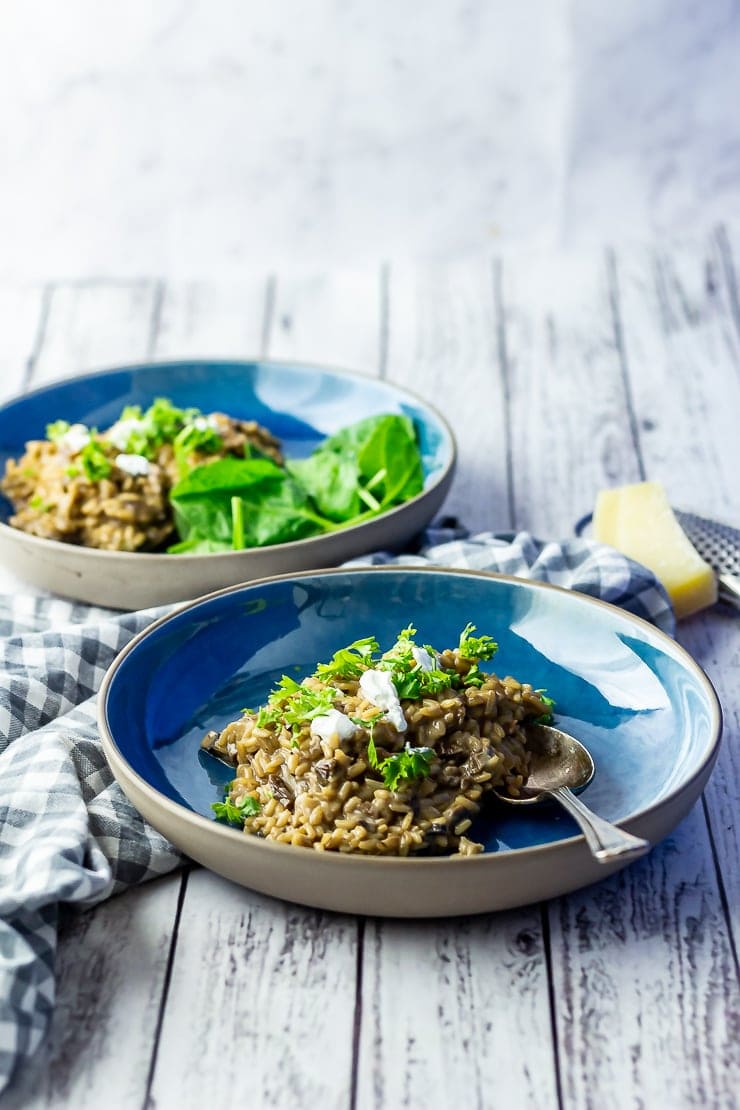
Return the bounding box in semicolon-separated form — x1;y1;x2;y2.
549;786;650;864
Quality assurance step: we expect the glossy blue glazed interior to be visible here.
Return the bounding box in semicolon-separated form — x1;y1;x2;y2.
0;360;452;522
103;568;719;854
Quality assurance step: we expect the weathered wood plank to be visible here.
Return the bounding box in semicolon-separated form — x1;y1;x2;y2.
0;283;50;402
149;871;358;1110
614;233;740;518
32;280;160;384
266;268;381;372
267;267;382;373
3;880;182;1109
384;260;510;533
356;910;559;1110
499;249;640;537
0;283;51;594
549;811;739;1110
155;277;270;359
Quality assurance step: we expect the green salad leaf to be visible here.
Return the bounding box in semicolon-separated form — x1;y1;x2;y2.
168;413;424;553
288;413;423;522
168;455;333;553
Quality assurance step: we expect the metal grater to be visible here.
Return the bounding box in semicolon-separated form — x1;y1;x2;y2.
675;510;740;610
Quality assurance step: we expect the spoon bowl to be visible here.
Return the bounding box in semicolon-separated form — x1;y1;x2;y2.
496;723;651;864
501;723;595;802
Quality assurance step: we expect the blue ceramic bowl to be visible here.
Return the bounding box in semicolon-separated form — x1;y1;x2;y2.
99;566;722;917
0;360;455;608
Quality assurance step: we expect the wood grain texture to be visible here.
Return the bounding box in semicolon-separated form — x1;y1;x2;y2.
355;911;559;1110
549;814;739;1110
154;277;270;359
498;249;640;537
3;880;181;1109
0;283;50;594
31;280;160;384
0;283;50;401
267;268;382;373
148;870;359;1110
384;261;511;533
613;232;740;518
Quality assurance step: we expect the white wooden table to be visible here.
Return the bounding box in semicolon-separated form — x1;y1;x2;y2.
2;230;739;1110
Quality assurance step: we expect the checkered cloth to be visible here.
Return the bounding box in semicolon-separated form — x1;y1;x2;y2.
0;527;674;1094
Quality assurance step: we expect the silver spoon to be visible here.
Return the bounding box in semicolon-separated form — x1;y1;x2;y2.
495;723;650;864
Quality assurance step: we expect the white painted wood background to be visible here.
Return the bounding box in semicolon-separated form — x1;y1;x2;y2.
1;229;739;1109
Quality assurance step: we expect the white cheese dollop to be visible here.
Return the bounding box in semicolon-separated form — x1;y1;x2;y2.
359;668;407;733
106;417;148;451
114;453;151;477
57;424;91;454
310;710;359;743
192;415;221;432
411;646;435;672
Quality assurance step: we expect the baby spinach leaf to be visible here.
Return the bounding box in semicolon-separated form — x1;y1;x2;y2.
309;414;423;517
167;412;424;552
287;452;361;521
169;456;334;551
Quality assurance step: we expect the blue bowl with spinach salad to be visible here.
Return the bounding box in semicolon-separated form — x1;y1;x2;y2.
0;360;455;608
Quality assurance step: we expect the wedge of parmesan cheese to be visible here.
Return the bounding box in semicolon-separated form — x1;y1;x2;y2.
593;481;718;619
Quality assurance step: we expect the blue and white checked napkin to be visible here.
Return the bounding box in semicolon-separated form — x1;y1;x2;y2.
0;527;674;1094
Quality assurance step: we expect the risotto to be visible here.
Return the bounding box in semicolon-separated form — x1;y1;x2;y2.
0;398;282;552
202;624;554;857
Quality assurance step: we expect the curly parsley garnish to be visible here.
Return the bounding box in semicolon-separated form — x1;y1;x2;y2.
457;622;498;661
247;623;527;755
377;625;451;699
46;420;72;442
79;439;112;481
113;398;218;462
173;420;223;472
315;636;380;681
256;675;337;731
366;735;435;791
212;786;261;825
533;692;555;724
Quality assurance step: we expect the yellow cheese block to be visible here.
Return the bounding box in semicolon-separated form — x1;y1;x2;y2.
593;481;718;619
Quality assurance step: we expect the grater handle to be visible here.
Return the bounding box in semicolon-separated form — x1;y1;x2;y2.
718;573;740;611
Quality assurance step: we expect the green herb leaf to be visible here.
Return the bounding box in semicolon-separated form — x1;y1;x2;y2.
314;636;380;681
79;439;113;481
46;420;71;442
457;623;498;661
376;627;451;699
367;742;434;792
256;675;337;731
533;692;555;725
173;420;223;475
212;793;261;825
